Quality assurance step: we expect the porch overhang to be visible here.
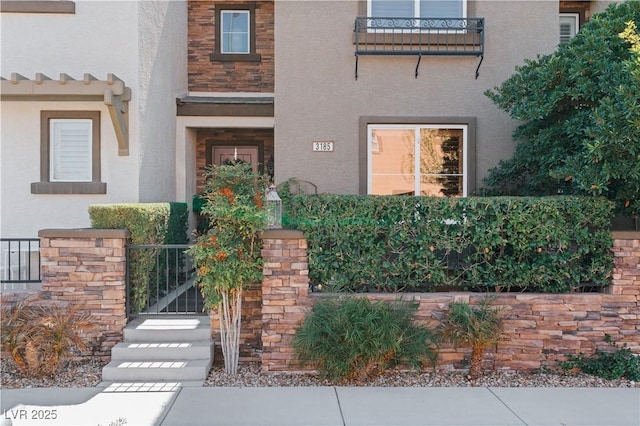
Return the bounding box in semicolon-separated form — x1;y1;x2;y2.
1;73;131;156
176;95;274;117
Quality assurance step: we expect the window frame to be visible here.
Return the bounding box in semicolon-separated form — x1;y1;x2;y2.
359;116;476;196
211;3;261;62
31;111;106;194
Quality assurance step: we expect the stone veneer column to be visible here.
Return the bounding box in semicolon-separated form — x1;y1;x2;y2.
610;231;640;296
260;230;311;373
38;228;130;359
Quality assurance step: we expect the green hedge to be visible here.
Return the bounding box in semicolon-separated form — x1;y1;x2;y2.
89;203;189;313
89;203;188;245
288;195;614;293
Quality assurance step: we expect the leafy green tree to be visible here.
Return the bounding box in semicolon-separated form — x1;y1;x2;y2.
484;1;640;216
188;163;270;374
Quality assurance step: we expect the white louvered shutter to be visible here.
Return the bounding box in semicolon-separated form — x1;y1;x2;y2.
50;119;92;182
559;14;578;44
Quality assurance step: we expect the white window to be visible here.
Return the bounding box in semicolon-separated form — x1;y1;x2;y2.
559;13;579;44
50;119;92;182
221;10;250;54
368;0;466;19
368;124;468;196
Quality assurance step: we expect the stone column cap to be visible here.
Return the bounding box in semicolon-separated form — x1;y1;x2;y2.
260;229;305;239
38;228;130;238
612;230;640;240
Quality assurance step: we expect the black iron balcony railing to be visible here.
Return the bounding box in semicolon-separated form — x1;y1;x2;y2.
354;17;484;79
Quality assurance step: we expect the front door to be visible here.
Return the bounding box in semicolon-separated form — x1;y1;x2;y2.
212;146;259;172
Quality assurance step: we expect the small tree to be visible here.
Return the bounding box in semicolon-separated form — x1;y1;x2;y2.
439;297;504;381
188;163;269;374
484;1;640;216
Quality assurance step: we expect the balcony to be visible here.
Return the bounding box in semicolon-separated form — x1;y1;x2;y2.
354;17;484;79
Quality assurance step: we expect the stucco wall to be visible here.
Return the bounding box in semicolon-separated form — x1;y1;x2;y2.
0;1;187;237
137;1;188;202
273;1;559;194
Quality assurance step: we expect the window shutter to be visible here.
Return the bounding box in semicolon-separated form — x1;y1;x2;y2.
50;119;92;182
559;14;578;44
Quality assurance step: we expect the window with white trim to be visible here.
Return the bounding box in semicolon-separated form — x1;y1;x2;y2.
559;13;579;44
221;10;250;54
50;119;92;182
368;0;466;19
368;124;468;196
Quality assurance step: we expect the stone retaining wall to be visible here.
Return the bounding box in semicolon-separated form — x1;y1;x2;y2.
1;228;638;373
259;230;640;373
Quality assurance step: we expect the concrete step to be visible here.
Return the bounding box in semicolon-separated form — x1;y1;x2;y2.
110;341;214;361
102;359;212;382
123;316;211;342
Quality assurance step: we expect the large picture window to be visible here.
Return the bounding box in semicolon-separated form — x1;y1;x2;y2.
368;124;468;196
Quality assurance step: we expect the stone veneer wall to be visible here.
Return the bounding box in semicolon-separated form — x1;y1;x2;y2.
0;229;130;360
260;230;312;372
259;231;640;373
188;0;274;92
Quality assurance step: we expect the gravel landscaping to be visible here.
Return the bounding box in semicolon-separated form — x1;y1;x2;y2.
2;358;638;389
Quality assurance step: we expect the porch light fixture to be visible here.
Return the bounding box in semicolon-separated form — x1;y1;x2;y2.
266;185;282;229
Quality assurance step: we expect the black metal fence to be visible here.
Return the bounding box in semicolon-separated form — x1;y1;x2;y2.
125;244;204;318
0;238;40;284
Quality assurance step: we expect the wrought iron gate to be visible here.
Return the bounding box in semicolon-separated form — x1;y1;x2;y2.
125;244;204;317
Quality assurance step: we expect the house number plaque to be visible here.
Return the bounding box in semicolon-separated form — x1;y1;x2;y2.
312;141;334;152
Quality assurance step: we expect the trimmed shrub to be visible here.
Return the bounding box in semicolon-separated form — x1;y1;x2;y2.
288;195;613;293
89;203;188;245
89;203;189;313
292;297;438;382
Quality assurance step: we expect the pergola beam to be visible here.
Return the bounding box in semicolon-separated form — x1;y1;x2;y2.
1;73;131;156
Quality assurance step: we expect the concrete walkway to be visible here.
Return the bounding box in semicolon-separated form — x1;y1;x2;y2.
1;385;639;426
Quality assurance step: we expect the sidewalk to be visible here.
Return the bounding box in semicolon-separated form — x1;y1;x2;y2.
1;384;639;426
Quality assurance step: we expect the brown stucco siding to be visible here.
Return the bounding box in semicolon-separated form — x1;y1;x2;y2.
188;0;274;93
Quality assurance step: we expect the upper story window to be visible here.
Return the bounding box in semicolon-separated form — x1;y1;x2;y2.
211;3;261;62
368;0;466;19
221;10;250;54
559;13;579;44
